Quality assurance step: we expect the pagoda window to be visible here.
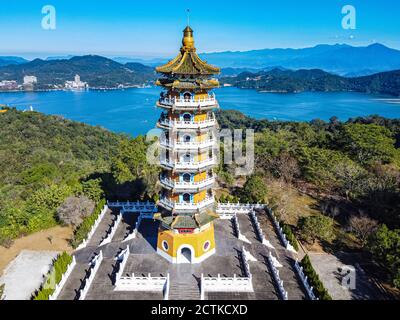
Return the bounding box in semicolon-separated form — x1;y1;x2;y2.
182;173;191;183
182;193;191;203
183;92;192;101
183;153;192;163
182;113;192;122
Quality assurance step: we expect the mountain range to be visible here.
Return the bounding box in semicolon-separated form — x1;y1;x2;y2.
2;43;400;77
221;68;400;96
0;55;155;88
200;43;400;76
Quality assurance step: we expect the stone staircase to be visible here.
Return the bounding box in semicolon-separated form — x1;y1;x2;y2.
168;280;200;300
168;264;200;300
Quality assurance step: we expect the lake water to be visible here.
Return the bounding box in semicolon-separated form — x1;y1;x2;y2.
1;87;399;136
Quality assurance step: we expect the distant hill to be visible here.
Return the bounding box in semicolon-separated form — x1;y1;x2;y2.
221;68;400;96
201;43;400;76
111;56;168;66
0;56;29;67
0;55;155;88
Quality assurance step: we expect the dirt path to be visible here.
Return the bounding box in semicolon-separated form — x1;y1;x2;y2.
0;226;74;275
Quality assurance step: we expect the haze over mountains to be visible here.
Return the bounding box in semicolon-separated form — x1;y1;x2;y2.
2;43;400;77
200;43;400;76
0;43;399;95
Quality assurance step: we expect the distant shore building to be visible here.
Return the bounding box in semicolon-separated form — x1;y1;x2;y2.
154;25;220;264
0;80;18;90
23;75;38;85
65;74;88;90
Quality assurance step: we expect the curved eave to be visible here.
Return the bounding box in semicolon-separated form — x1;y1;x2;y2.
156;50;220;76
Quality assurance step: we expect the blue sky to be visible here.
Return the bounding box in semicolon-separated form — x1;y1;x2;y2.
0;0;399;59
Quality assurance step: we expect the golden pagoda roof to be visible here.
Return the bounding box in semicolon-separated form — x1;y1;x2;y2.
156;26;220;76
154;210;219;230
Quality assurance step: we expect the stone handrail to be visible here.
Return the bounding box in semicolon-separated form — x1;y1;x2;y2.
266;207;297;253
99;213;122;246
76;205;108;250
266;251;288;300
78;251;103;300
48;256;77;300
294;260;318;300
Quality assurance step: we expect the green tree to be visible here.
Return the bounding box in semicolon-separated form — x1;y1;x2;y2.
81;178;104;202
368;225;400;288
240;174;267;203
298;215;335;244
341;124;396;164
299;147;364;195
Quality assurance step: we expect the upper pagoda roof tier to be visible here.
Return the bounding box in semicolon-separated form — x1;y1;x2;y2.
156;26;220;76
155;78;219;90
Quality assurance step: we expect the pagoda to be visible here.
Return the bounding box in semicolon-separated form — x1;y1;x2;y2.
154;25;220;264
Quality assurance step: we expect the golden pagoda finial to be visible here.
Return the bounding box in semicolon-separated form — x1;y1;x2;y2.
182;9;195;50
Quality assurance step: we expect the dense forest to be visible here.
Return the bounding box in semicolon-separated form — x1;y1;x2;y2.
221;68;400;96
1;107;399;290
0;108;157;247
216;109;400;289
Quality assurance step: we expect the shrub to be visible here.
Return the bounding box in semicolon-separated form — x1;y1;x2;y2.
32;252;73;300
71;198;106;248
298;215;335;244
301;255;332;300
281;223;299;251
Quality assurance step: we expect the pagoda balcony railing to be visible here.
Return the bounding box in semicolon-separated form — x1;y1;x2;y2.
160;176;215;191
158;196;215;211
157;95;218;109
160;157;217;171
157;118;217;129
160;138;216;150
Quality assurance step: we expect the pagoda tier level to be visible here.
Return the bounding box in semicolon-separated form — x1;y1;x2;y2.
153;25;220;264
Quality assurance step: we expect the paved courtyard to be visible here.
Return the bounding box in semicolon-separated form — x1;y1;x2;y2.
0;250;58;300
56;207;308;300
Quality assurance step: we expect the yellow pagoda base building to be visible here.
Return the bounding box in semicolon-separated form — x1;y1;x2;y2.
153;25;220;264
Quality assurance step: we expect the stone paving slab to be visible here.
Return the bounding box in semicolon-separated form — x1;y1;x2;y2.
0;250;58;300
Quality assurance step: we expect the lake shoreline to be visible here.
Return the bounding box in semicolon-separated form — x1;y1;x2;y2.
1;87;399;136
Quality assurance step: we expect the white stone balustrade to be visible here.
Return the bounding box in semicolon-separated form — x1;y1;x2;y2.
160;176;215;191
160;157;217;171
232;215;251;244
249;210;274;248
99;213;122;246
115;274;168;292
158;117;216;130
266;251;288;300
158;196;214;211
216;202;265;215
158;95;218;109
48;256;77;300
160;138;216;150
123;215;142;242
78;251;103;300
76;205;108;250
294;260;318;300
267;207;297;253
114;246;130;284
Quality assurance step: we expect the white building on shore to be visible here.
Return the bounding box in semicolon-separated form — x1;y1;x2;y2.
65;74;88;90
23;75;38;85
